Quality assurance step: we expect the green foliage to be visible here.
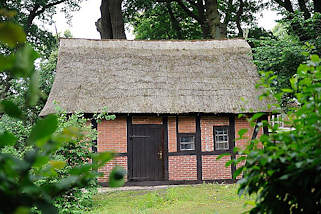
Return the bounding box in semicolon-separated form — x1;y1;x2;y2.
0;21;26;47
124;0;264;40
281;12;321;44
108;166;126;188
0;0;84;57
93;107;116;123
42;113;98;213
250;13;321;105
232;55;321;213
127;2;203;40
0;13;123;214
39;48;57;97
1;29;64;146
250;37;308;94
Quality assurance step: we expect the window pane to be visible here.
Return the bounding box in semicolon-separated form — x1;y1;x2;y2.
224;142;228;149
216;129;223;135
179;135;195;151
216;143;221;150
180;136;194;143
214;127;229;150
180;142;195;150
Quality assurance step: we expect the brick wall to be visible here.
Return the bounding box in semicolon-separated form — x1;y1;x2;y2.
201;116;229;152
235;116;252;149
97;117;127;153
132;116;162;124
234;116;263;179
168;155;197;180
168;117;177;152
234;116;264;149
235;154;246;179
178;116;196;133
97;117;127;183
202;155;232;180
95;115;258;183
98;156;127;182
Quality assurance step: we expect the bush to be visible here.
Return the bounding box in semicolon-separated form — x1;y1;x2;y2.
234;54;321;213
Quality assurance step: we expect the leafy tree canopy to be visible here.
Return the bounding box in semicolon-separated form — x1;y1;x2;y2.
1;0;85;56
123;0;265;40
269;0;321;41
250;12;321;105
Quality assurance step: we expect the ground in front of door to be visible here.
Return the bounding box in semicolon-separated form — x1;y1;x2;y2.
87;183;254;214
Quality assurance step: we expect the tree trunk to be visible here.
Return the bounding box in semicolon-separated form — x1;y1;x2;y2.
314;0;321;13
96;0;126;39
298;0;311;19
196;0;211;39
96;0;113;39
166;2;183;39
109;0;126;39
205;0;226;39
236;0;244;37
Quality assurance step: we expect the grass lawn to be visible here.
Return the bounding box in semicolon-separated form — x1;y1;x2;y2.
87;184;254;214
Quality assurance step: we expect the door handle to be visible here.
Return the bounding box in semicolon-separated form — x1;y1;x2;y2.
157;151;163;160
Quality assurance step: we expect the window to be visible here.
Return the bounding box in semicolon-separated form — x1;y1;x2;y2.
214;127;229;150
179;134;195;151
271;114;284;128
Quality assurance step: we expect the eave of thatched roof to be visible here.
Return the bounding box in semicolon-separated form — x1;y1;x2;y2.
40;38;274;116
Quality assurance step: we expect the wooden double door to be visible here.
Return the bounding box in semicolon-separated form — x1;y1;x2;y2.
129;124;164;181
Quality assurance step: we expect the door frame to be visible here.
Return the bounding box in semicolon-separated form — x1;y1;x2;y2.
127;116;168;181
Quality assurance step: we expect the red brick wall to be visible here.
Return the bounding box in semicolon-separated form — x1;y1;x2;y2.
97;117;127;153
235;154;246;179
201;116;229;152
234;116;263;179
168;155;197;180
202;155;232;180
98;156;127;182
168;117;177;152
178;116;196;133
132;116;163;124
95;115;259;183
234;116;264;150
97;117;127;183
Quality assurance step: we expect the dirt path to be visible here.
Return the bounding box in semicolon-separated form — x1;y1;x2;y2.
98;184;194;193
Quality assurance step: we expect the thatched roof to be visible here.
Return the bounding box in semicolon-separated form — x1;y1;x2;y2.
40;38;273;116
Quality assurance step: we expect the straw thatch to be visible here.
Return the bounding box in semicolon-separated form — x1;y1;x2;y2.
40;38;274;116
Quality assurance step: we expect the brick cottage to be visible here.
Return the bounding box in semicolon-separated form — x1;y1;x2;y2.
40;38;273;185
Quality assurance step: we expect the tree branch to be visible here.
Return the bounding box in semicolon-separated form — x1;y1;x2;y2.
26;3;40;29
35;0;66;17
223;0;233;25
236;0;244;37
173;0;200;22
166;1;183;39
298;0;310;19
186;0;198;7
26;0;67;29
196;0;211;38
314;0;321;13
273;0;294;13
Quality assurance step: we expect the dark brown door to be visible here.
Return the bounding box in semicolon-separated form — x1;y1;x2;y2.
131;124;164;180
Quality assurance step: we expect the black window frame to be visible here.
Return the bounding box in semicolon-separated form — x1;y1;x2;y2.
213;126;231;151
177;133;196;152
